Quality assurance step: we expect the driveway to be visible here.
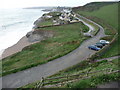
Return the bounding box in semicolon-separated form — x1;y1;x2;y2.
1;14;106;88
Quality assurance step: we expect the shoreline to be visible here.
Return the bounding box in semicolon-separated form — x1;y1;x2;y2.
1;12;94;60
1;36;37;60
0;8;45;60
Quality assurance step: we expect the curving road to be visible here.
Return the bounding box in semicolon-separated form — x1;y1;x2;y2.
1;14;106;88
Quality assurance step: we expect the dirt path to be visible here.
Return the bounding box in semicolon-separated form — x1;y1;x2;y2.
97;81;120;88
1;14;106;88
96;55;120;62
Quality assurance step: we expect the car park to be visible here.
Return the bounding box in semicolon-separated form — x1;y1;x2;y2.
88;45;101;51
88;40;109;51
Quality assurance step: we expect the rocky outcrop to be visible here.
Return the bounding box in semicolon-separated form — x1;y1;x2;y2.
26;30;54;42
33;17;44;25
33;17;45;29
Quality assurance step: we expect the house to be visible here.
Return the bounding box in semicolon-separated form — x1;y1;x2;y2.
45;15;52;19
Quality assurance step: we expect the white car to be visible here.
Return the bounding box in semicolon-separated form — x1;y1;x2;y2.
100;40;110;44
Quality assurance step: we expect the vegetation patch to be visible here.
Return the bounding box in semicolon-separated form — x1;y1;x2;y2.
64;73;119;88
74;3;118;30
36;19;53;26
73;2;117;12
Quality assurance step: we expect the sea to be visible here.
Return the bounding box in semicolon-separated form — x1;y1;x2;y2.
0;8;44;55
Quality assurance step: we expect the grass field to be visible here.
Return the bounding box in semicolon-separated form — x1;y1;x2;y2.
73;3;119;58
36;19;53;26
22;58;119;88
2;22;88;76
76;3;118;30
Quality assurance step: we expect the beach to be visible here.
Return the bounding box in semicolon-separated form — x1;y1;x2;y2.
1;36;36;60
0;8;44;60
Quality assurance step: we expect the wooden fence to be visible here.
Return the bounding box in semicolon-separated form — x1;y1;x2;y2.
34;68;119;89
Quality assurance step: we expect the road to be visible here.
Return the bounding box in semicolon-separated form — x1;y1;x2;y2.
1;14;106;88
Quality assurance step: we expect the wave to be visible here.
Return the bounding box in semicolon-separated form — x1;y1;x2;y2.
1;21;25;28
0;8;44;52
0;49;4;60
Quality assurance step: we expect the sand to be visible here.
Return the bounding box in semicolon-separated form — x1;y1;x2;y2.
1;36;36;60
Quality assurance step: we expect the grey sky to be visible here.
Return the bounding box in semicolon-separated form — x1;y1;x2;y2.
0;0;119;8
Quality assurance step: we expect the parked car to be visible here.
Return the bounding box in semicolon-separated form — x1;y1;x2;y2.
100;40;110;44
96;42;106;46
88;45;101;51
94;44;103;48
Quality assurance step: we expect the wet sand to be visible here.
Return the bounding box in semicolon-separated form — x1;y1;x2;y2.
1;36;36;60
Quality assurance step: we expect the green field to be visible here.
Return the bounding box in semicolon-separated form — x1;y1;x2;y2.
22;58;119;88
74;3;119;58
35;12;61;27
75;3;118;30
1;22;88;76
36;19;53;26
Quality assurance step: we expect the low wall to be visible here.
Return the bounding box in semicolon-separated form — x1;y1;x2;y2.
35;21;80;29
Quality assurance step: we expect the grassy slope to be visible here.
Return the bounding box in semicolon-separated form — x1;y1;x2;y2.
77;3;118;30
74;3;119;58
2;22;88;76
37;19;53;26
63;58;119;88
22;58;119;88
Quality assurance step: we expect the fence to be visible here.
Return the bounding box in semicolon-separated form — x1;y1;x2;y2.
34;68;119;89
35;21;80;29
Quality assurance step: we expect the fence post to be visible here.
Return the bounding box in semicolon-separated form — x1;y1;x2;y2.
66;74;70;88
38;77;44;89
66;74;68;82
86;67;92;77
35;82;39;89
109;68;113;73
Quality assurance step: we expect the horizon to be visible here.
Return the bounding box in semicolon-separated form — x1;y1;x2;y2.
0;0;119;9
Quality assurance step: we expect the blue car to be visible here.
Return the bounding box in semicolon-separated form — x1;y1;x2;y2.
88;45;101;51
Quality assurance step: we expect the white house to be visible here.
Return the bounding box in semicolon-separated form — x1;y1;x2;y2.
45;15;52;19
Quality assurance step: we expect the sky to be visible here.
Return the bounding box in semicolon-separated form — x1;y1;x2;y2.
0;0;119;8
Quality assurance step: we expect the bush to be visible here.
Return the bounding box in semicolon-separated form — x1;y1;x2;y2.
100;36;114;41
67;80;92;88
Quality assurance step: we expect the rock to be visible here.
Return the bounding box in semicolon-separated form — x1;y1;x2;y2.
26;31;33;38
33;17;45;25
26;30;54;42
83;33;92;37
